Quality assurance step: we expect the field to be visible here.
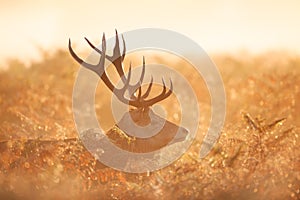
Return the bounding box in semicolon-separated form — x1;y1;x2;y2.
0;49;299;199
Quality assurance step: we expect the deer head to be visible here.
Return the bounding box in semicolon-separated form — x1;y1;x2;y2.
69;30;188;153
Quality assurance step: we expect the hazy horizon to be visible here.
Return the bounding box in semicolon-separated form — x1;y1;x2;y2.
1;0;300;66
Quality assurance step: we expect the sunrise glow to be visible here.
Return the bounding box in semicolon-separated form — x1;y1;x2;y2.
1;0;300;65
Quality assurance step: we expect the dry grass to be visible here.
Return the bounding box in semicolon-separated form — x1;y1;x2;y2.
0;49;299;199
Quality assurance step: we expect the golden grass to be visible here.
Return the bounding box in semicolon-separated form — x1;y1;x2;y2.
0;49;299;199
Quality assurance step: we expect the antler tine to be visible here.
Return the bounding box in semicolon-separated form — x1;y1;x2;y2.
84;31;127;84
114;62;141;104
113;29;121;59
127;56;146;95
84;30;126;62
141;76;153;99
142;78;173;107
140;56;146;84
110;30;127;83
137;84;142;101
70;34;144;107
85;32;145;95
121;34;126;61
69;34;117;93
124;63;132;89
84;37;113;61
164;78;173;97
110;31;147;93
69;39;103;75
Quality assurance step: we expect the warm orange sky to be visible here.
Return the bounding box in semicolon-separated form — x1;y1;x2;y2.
1;0;300;65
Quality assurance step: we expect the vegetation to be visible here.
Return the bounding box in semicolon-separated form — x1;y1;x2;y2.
0;49;299;199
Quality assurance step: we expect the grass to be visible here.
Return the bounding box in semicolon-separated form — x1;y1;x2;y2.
0;49;299;199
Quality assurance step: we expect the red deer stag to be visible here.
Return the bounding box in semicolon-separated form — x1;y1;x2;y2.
68;30;188;153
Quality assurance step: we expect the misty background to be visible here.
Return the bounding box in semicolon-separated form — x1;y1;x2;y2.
1;0;300;67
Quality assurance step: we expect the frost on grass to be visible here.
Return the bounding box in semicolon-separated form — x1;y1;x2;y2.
0;50;299;199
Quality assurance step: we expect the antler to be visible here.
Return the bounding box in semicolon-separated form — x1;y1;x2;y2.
69;30;173;108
